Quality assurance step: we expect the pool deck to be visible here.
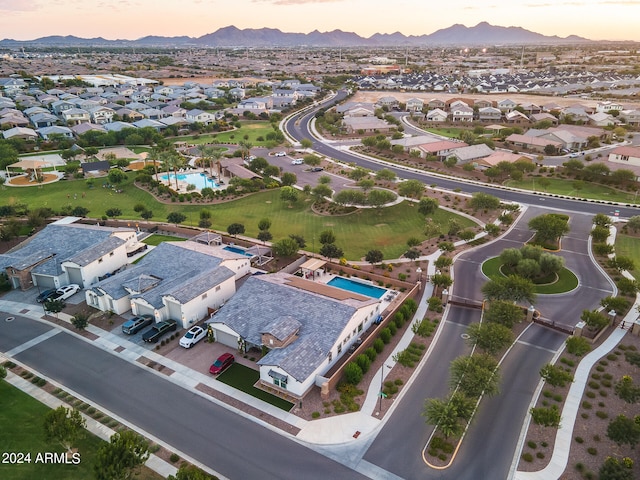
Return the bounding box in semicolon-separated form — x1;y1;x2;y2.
160;169;228;193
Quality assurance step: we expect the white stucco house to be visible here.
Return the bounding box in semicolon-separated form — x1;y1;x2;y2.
206;272;383;399
0;219;139;291
608;145;640;167
86;241;250;328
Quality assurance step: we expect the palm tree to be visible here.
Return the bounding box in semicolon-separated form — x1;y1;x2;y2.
161;150;184;191
238;140;253;161
200;145;223;178
147;148;161;182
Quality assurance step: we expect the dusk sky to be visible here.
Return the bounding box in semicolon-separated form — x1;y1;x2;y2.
0;0;638;42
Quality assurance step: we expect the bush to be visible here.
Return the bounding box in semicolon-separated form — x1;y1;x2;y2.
0;365;6;380
343;362;363;385
355;354;371;374
521;453;533;462
530;405;561;427
373;338;384;353
365;347;377;362
427;296;443;313
311;411;320;419
388;322;397;336
380;328;392;344
527;440;537;449
575;436;584;443
587;447;597;455
169;453;179;463
566;336;591;356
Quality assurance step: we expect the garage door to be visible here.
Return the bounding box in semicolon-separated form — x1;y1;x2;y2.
214;329;238;348
35;276;56;289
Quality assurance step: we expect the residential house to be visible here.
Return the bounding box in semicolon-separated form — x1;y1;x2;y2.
620;109;640;126
161;105;187;118
207;272;382;399
342;116;393;134
2;126;38;140
427;99;446;110
473;99;494;109
391;135;440;153
505;110;531;125
116;108;144;122
474;151;531;170
376;96;399;109
0;220;138;291
497;98;517;113
51;100;76;115
589;112;618;127
415;140;467;160
87;241;250;327
61;108;91;125
0;114;29;128
336;102;374;117
505;133;563;153
71;123;105;136
608;146;640;167
406;98;424;112
596;101;623;114
238;97;273;111
139;108;166;120
37;125;74;140
530;112;559;125
30;112;59;128
449;144;494;165
88;106;115;124
450;103;474;123
478;107;502;122
426;108;448;122
229;87;245;99
103;121;135;132
186;109;217;125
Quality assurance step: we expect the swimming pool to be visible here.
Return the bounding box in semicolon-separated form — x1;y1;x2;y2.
223;245;254;257
160;172;218;190
327;277;387;299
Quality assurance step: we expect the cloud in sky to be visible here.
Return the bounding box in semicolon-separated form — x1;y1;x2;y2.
254;0;342;4
0;0;39;10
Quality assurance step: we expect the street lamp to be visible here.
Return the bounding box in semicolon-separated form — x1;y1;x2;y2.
416;267;422;291
378;364;393;415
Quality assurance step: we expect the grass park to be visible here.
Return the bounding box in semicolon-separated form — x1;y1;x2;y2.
173;121;277;146
0;381;161;480
481;256;579;294
504;177;639;204
614;233;640;281
4;173;477;260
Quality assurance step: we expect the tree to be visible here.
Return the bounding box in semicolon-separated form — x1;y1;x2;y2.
614;375;640;404
376;168;396;182
600;296;630;316
105;208;122;218
609;255;635;272
257;230;272;243
529;405;561;427
141;210;153;220
280;186;298;206
481;276;536;304
404;249;420;260
43;406;86;451
539;364;574;387
606;414;640;447
517;258;541;279
627;215;640;233
319;230;336;245
469;192;501;211
71;312;89;330
598;457;634;480
107;169;126;185
528;214;569;245
358;178;375;191
343;362;363;385
538;253;564;276
466;322;514;355
458;230;476;242
500;248;522;267
483;300;525;328
431;273;452;292
94;430;150;480
367;189;395;208
434;256;452;269
167;212;186;226
272;237;299;257
227;223;245;237
300;138;313;149
418;197;439;216
311;184;332;202
349;167;369;181
593;213;612;228
365;249;384;265
44;298;65;318
0;142;19;170
319;243;343;261
580;309;609;330
288;234;306;249
334;189;367;206
303;154;321;166
257;218;272;232
591;225;610;243
281;172;297;186
422;392;475;439
398;179;424;199
450;354;500;398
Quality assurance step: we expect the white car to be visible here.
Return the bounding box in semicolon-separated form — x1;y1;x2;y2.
179;325;207;348
54;284;80;300
291;159;303;165
274;151;286;157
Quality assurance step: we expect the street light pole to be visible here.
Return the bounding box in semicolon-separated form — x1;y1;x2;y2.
378;363;385;414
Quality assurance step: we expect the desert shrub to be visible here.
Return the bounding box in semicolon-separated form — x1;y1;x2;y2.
575;436;584;443
355;354;371;374
365;347;377;362
380;328;392;344
527;440;537;449
343;362;363;385
566;336;591;356
170;453;179;463
522;453;533;462
311;411;321;419
373;338;384;353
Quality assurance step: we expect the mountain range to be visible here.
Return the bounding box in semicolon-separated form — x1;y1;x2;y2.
0;22;591;48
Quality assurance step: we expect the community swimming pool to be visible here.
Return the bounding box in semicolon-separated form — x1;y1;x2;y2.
160;172;219;190
223;245;254;257
327;277;387;299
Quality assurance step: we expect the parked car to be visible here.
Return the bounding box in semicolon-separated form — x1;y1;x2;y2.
179;325;207;348
54;284;81;301
274;151;286;157
36;288;58;303
121;315;154;335
209;353;235;375
311;167;324;172
142;319;178;343
291;159;303;165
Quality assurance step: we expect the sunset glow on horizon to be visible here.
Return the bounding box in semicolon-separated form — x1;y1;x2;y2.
0;0;638;42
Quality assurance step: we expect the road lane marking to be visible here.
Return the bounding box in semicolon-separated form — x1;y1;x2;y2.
4;328;61;357
515;340;557;354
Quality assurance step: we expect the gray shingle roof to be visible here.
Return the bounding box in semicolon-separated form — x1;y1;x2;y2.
209;273;375;382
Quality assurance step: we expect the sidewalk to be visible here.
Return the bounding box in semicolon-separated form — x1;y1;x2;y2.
514;308;634;480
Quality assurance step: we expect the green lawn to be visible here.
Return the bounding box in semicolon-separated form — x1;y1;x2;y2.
143;234;187;246
0;381;160;480
175;121;275;146
425;128;465;139
504;177;638;204
615;234;640;281
217;363;294;411
481;256;578;294
7;177;477;260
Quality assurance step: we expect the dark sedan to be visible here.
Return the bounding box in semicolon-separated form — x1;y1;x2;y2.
36;289;58;303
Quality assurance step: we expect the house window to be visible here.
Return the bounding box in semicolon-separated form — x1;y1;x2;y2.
215;285;221;292
98;258;103;263
110;252;114;257
201;293;207;300
337;343;342;354
274;377;287;389
328;351;332;362
358;322;363;332
352;328;356;336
